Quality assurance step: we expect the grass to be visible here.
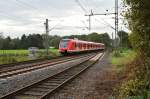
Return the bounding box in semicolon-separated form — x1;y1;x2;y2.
46;48;60;56
49;48;60;56
0;56;31;64
0;50;29;55
0;49;59;55
0;48;60;65
110;49;136;71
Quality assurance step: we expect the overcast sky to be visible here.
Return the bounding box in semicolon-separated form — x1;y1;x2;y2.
0;0;127;38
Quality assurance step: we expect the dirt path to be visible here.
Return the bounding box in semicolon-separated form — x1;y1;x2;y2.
50;52;122;99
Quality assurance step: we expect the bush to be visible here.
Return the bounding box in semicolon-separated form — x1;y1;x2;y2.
113;51;122;57
119;79;148;97
119;0;150;97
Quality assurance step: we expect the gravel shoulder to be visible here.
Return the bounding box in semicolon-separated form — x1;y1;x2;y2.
50;51;122;99
0;56;90;97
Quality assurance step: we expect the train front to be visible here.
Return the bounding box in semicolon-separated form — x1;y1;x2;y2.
59;39;70;54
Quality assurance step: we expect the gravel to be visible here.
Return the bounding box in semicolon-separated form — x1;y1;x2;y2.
49;52;121;99
0;56;90;97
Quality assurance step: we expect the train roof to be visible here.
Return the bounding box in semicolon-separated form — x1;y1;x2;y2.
61;39;104;45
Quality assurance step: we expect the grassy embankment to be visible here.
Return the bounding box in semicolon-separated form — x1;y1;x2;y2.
110;49;137;97
111;50;150;98
0;49;60;65
110;49;137;72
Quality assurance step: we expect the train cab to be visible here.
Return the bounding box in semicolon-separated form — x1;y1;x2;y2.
59;39;70;54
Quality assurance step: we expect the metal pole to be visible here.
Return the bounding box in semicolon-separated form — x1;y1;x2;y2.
88;9;93;31
89;15;91;31
45;19;49;56
120;26;122;49
115;0;118;49
112;32;114;47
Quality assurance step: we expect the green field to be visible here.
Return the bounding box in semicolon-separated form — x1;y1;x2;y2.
0;49;60;65
0;50;28;55
110;49;136;71
0;49;60;55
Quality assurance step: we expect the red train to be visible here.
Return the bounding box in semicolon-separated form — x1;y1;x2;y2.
59;39;105;54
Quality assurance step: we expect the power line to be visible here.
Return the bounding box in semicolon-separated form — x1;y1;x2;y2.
86;0;109;12
14;0;49;20
15;0;41;13
48;20;64;32
95;18;115;30
83;0;119;49
0;0;47;21
80;20;88;30
0;10;24;20
75;0;88;13
80;0;90;11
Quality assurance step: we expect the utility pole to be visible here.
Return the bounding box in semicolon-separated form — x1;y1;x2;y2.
44;19;49;56
85;12;116;32
85;10;93;31
44;19;63;56
112;32;114;47
85;0;119;51
89;14;91;31
115;0;119;49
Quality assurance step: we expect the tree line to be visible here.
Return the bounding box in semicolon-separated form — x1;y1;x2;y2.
0;34;44;49
0;32;113;50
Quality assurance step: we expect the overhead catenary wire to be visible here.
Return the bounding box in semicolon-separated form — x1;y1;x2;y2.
95;18;115;30
75;0;88;13
80;20;88;30
48;20;64;32
15;0;41;13
14;0;69;23
0;12;19;20
14;0;52;20
86;0;109;13
0;10;45;28
80;0;90;12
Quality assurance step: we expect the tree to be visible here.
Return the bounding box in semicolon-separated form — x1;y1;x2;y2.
101;33;111;47
12;38;20;49
20;34;28;49
124;0;150;57
27;34;44;49
87;33;102;42
2;36;11;49
119;0;150;97
0;32;4;49
118;31;130;48
49;35;61;48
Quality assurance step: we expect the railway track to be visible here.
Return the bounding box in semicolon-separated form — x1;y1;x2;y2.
0;52;97;78
0;52;103;99
0;58;47;68
0;54;83;70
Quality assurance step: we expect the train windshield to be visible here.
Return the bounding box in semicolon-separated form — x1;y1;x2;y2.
60;40;69;48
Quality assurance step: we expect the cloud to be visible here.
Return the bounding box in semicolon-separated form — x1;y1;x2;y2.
0;0;125;38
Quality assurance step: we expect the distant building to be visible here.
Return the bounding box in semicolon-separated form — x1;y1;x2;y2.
28;47;39;58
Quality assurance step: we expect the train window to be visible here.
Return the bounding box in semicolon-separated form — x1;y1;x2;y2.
76;43;79;48
74;42;76;48
79;43;81;48
60;40;69;48
83;44;86;48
